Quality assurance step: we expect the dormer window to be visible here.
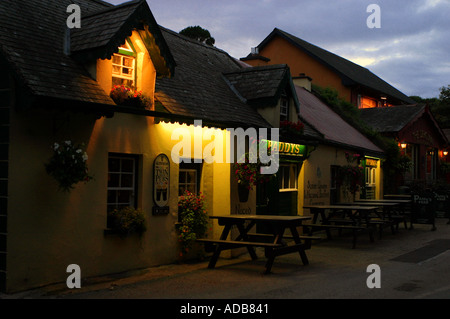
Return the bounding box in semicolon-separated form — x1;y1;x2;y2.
112;40;136;88
280;94;289;121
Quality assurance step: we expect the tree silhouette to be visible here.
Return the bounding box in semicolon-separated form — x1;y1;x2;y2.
179;26;215;46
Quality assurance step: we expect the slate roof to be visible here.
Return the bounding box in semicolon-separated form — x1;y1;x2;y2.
0;0;116;106
296;86;384;156
223;64;299;111
0;0;173;110
251;28;415;105
359;104;426;133
155;28;276;129
70;0;175;77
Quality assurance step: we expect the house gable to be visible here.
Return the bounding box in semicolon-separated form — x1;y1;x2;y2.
242;28;415;107
70;0;175;78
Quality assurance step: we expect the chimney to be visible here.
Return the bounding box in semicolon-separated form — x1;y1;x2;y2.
292;73;312;92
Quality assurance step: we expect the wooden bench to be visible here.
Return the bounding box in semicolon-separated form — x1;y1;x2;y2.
302;223;372;249
196;238;282;253
245;233;321;250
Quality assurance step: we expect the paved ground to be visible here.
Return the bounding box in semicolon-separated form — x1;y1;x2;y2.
2;218;449;301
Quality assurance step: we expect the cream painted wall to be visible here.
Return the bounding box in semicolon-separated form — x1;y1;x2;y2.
298;145;383;216
7;109;233;292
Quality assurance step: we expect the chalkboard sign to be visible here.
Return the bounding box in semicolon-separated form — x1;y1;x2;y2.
411;192;436;230
433;191;450;220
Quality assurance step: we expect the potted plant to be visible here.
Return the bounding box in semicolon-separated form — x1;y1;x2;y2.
177;191;209;257
107;206;147;238
45;140;93;192
110;85;152;109
337;152;364;200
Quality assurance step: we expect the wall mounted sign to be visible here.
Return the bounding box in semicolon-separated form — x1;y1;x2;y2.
261;140;307;157
153;153;170;215
365;158;378;167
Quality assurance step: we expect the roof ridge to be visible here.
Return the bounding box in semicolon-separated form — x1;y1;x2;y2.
159;25;230;55
159;25;245;70
81;0;144;19
274;28;369;72
223;64;288;75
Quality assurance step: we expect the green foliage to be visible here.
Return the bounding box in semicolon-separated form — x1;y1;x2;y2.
311;85;413;193
178;191;209;256
179;26;215;46
45;140;93;192
412;85;450;128
108;207;147;237
337;152;364;196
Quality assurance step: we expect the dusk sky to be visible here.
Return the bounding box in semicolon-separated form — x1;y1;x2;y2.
105;0;450;99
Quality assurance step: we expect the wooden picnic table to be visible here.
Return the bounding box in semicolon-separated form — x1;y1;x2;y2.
197;214;315;274
302;205;381;248
354;199;412;229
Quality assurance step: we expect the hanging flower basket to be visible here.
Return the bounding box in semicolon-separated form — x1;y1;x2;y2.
280;120;304;136
110;85;152;109
237;183;250;202
45;140;93;192
337;152;363;199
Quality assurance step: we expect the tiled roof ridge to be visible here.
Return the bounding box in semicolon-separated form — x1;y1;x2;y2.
223;63;289;75
80;0;144;18
159;25;244;68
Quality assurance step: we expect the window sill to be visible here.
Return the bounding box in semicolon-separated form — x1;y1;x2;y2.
279;188;298;192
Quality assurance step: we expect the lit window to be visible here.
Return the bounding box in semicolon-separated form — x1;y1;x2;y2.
359;96;378;109
279;164;297;191
178;162;202;196
365;167;376;186
112;40;136;88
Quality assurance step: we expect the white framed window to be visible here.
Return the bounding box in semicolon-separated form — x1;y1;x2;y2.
178;162;202;196
107;154;138;213
178;169;197;195
365;167;376;186
112;40;136;88
279;164;297;191
112;54;135;87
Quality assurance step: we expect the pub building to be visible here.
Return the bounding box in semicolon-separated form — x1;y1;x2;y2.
242;27;448;192
360;104;448;189
1;0;387;293
0;0;318;293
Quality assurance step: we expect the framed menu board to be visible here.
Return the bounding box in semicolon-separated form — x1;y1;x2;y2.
153;153;170;215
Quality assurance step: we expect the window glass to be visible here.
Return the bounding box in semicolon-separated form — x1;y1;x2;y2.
107;155;137;212
279;164;297;191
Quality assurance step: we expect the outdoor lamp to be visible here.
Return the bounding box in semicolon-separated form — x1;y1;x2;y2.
400;142;407;149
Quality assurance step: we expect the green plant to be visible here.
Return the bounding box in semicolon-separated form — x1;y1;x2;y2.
45;140;92;192
107;207;147;237
178;191;209;256
234;139;272;190
110;85;152;109
280;120;304;135
337;152;364;197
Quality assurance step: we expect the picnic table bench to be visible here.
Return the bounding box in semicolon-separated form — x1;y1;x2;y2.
196;214;316;274
354;199;412;230
302;205;381;248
